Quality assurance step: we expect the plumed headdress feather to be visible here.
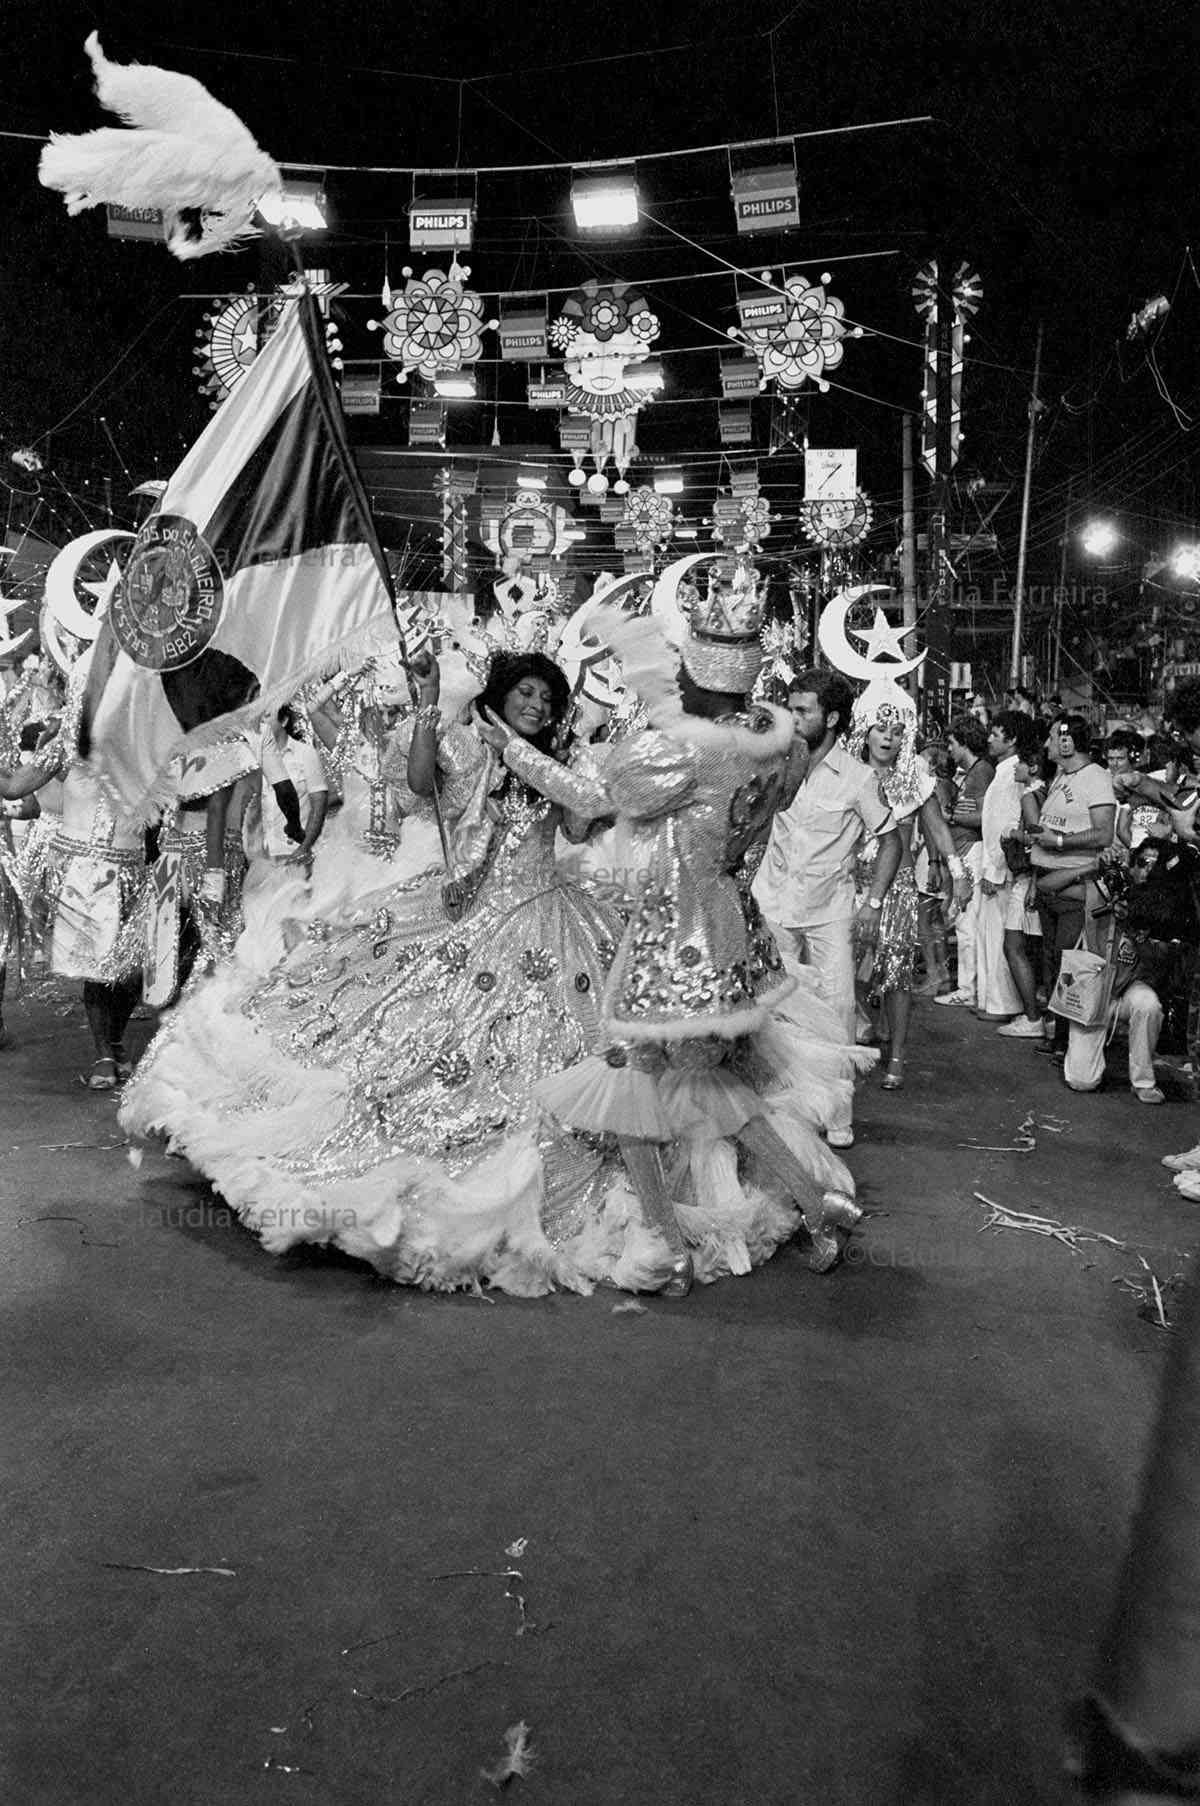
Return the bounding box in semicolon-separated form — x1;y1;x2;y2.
39;33;282;259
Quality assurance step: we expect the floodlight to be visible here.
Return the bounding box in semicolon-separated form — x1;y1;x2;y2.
571;166;639;230
433;372;477;399
257;176;327;232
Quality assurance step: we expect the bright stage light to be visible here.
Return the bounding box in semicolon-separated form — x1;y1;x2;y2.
653;467;684;495
571;166;639;230
433;372;477;399
1172;543;1200;582
257;177;327;232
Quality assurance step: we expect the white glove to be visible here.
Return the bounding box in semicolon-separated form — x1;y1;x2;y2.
199;869;226;904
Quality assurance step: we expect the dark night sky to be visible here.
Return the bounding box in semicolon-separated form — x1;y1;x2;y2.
3;0;1198;616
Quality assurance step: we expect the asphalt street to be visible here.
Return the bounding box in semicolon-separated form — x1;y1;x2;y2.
3;977;1196;1805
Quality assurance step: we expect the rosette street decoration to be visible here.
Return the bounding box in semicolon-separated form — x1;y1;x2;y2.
623;486;674;555
369;262;495;384
550;281;660;493
733;270;861;393
712;486;774;552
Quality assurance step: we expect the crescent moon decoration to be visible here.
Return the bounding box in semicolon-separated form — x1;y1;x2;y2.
557;570;654;711
816;584;926;684
41;529;136;674
650;552;709;648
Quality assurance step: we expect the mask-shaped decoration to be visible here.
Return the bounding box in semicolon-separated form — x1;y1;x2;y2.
550;281;660;493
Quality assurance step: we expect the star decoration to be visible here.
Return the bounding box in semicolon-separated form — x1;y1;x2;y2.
80;558;125;614
853;608;915;662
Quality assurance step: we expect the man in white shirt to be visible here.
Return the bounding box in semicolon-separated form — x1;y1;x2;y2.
753;667;902;1147
978;711;1039;1029
253;705;329;865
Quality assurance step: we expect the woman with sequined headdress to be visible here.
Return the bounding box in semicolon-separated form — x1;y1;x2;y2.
120;646;685;1296
849;685;971;1089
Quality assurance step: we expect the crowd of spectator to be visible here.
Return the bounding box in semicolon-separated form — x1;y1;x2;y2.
921;678;1200;1152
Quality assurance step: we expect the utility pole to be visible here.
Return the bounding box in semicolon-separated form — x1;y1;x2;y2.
1009;321;1044;688
1052;472;1074;696
901;412;918;697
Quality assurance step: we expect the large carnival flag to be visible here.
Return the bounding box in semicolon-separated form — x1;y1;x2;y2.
81;290;400;820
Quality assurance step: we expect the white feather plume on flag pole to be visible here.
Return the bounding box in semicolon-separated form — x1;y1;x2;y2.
39;32;282;260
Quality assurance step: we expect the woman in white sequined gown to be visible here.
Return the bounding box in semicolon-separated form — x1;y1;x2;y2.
121;652;675;1293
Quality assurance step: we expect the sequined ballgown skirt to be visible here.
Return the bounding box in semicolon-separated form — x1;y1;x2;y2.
120;840;674;1291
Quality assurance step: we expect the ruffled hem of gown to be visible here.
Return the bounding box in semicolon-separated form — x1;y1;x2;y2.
120;959;844;1296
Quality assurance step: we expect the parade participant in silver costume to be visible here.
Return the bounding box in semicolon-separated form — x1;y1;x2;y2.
120;650;663;1294
0;658;150;1087
498;563;869;1290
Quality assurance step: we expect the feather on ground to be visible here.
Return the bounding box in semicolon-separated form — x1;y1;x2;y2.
39;32;281;259
481;1721;536;1787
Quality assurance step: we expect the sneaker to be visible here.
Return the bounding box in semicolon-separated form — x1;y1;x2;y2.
826;1127;855;1149
933;990;974;1007
996;1015;1047;1039
1162;1145;1200;1171
1134;1087;1165;1106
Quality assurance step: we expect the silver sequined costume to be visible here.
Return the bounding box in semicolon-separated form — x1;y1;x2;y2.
507;706;866;1228
855;768;934;996
121;723;673;1295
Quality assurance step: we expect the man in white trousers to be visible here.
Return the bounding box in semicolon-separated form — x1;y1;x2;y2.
752;666;902;1148
934;714;994;1008
978;710;1042;1031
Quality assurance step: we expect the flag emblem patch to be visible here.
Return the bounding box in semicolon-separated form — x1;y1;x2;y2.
110;514;225;672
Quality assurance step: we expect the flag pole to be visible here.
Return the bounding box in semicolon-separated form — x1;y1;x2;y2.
282;247;455;875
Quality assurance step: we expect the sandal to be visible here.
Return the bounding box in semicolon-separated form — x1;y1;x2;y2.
111;1042;133;1083
881;1057;905;1091
84;1058;119;1091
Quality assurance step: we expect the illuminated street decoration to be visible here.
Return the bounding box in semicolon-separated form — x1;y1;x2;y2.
734;271;861;393
370;263;494;384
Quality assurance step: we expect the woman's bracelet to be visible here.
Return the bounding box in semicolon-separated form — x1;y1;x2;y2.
413;703;440;732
